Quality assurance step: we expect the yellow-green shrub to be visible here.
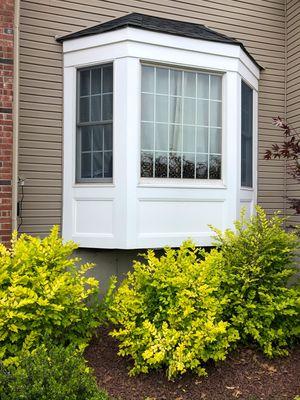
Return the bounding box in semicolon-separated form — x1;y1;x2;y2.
0;227;100;365
107;242;239;379
211;207;300;356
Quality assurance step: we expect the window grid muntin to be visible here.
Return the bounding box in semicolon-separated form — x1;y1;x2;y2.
76;63;113;182
141;64;222;180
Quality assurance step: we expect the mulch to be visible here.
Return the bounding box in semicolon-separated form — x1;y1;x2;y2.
85;328;300;400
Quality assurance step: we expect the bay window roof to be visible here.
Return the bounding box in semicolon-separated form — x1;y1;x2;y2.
56;12;262;71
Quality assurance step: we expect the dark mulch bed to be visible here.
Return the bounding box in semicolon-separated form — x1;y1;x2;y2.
85;328;300;400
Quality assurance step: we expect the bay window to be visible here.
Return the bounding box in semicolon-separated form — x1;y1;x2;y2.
59;13;260;249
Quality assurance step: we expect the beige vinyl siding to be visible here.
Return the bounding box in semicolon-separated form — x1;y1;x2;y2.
286;0;300;227
19;0;287;235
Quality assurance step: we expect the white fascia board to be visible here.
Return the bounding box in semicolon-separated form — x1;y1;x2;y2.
63;26;259;80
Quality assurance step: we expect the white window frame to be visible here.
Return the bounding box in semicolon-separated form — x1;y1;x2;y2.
62;27;259;249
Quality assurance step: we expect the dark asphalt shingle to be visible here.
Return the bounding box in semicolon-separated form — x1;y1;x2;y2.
56;13;262;70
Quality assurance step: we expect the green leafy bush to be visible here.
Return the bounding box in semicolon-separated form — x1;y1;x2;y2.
107;242;239;378
0;344;110;400
211;206;300;356
0;227;100;365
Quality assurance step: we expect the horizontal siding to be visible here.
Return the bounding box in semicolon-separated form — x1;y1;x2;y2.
19;0;286;235
286;0;300;226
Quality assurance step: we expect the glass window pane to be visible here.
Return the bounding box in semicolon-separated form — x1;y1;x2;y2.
91;95;101;122
141;122;154;150
142;66;154;93
183;98;196;124
92;126;103;151
81;153;91;178
79;97;90;122
81;126;92;151
93;152;103;178
141;93;154;121
170;69;182;96
155;123;168;151
210;101;222;127
197;100;209;126
183;126;195;152
209;155;221;179
241;81;253;187
169;153;182;178
184;72;196;97
170;97;182;124
169;125;182;152
141;151;154;177
155;152;168;178
156;95;169;123
80;69;90;96
104;151;113;178
103;65;113;93
104;124;113;151
103;94;113;121
196;154;208;179
183;153;195;179
91;68;101;95
196;126;208;153
210;128;222;154
197;73;209;99
210;75;222;100
156;68;169;94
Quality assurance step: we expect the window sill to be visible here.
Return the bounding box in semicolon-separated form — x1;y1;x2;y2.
138;178;226;189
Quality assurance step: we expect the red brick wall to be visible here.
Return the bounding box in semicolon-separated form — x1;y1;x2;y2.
0;0;14;246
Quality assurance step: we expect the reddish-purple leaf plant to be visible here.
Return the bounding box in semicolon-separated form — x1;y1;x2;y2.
264;117;300;214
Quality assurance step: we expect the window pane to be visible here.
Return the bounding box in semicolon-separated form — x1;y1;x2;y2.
142;66;154;93
91;68;101;95
141;93;154;121
103;65;113;93
104;124;113;151
209;155;221;179
169;153;182;178
81;153;92;178
104;151;113;178
170;97;182;124
141;152;153;177
196;126;208;153
155;152;168;178
169;125;182;152
210;75;222;100
196;154;208;179
184;72;196;97
81;126;92;151
210;101;222;127
210;128;221;154
241;81;253;187
141;122;154;150
79;97;89;122
93;152;103;178
170;69;182;96
197;100;209;126
91;95;101;121
155;123;168;151
183;153;195;178
80;69;90;96
183;98;196;124
197;73;209;99
156;95;169;123
156;68;169;94
183;126;195;152
103;94;113;121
